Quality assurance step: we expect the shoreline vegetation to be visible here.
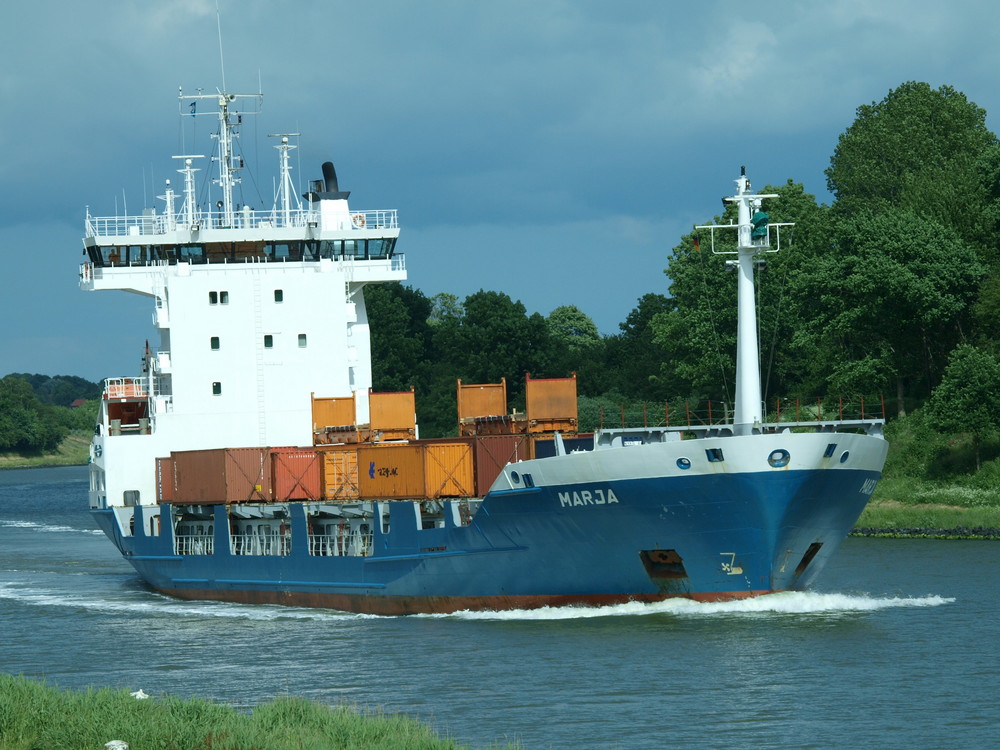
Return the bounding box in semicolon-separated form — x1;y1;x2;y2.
0;674;509;750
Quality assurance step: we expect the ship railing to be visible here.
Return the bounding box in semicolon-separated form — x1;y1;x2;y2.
174;533;214;556
586;396;887;436
85;208;398;238
103;377;148;399
230;532;291;556
308;531;373;557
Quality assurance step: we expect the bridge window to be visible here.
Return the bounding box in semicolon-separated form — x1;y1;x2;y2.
212;382;222;395
274;289;283;303
298;334;308;348
210;336;220;350
209;291;229;305
264;335;273;349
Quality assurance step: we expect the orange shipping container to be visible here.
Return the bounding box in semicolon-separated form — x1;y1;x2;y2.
312;395;356;429
319;445;360;500
358;443;425;498
474;435;532;496
369;390;416;441
171;447;271;505
525;374;578;434
272;448;322;501
424;441;475;498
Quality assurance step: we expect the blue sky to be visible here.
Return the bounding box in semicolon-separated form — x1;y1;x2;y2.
4;0;1000;382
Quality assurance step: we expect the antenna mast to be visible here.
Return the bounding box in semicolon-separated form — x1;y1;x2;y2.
216;0;226;93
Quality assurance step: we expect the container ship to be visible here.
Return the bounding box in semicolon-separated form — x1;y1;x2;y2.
80;88;888;615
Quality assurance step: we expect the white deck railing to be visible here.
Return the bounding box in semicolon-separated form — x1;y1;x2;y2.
85;208;398;238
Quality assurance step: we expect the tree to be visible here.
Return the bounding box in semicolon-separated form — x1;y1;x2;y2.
363;283;434;393
790;209;984;414
602;293;673;401
826;81;997;253
450;290;555;407
0;376;66;452
926;344;1000;469
546;305;600;351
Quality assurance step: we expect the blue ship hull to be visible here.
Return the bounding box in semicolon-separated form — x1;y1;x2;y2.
93;431;886;615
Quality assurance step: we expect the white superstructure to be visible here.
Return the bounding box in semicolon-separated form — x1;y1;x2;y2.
81;90;404;509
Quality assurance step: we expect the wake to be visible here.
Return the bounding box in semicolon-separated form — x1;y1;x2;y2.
0;519;103;535
436;591;955;621
0;582;953;623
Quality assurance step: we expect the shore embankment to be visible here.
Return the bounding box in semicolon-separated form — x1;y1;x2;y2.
0;674;490;750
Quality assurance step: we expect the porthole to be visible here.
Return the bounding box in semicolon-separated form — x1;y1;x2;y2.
768;449;790;468
510;471;521;484
676;457;691;470
839;451;850;464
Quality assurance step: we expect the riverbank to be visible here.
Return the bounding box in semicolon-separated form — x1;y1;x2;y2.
0;674;507;750
0;433;90;469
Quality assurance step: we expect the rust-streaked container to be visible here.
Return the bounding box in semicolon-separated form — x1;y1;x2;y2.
525;373;578;434
457;378;508;435
156;456;175;503
171;447;271;505
358;443;425;498
369;390;416;441
473;435;533;496
423;441;475;498
272;447;322;501
318;444;360;500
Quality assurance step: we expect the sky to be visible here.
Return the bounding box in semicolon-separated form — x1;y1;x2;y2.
4;0;1000;382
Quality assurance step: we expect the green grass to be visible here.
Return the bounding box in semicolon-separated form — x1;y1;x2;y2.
0;432;91;469
0;674;513;750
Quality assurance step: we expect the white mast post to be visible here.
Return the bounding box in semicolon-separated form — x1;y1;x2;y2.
698;168;787;436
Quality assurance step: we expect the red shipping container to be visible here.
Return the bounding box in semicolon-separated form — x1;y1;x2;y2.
272;448;322;501
171;447;271;505
473;435;532;496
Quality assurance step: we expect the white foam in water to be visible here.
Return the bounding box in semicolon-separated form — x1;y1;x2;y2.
0;581;954;622
0;519;103;535
435;591;956;621
0;582;367;622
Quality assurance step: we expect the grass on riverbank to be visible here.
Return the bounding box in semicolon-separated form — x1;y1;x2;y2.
0;432;90;469
0;674;509;750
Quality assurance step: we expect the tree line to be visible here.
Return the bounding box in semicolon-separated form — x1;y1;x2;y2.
0;375;100;453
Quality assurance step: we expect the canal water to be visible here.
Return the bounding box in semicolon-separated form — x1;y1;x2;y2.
1;466;997;749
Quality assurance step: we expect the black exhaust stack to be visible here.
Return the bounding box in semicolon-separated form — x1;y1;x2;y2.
303;160;351;202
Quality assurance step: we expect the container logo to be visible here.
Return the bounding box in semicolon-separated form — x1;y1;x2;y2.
369;461;375;479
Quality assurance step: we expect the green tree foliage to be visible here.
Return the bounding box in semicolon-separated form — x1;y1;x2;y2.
601;293;673;401
7;373;102;406
791;209;984;412
546;305;600;351
363;283;434;394
826;81;996;251
926;344;1000;469
0;376;67;452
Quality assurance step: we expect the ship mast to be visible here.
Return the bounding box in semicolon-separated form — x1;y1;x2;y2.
697;168;790;435
178;89;262;228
